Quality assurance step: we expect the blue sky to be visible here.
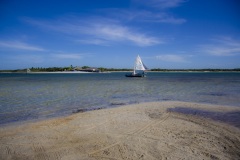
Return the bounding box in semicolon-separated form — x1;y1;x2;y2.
0;0;240;69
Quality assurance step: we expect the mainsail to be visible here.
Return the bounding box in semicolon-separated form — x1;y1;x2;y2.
134;55;146;74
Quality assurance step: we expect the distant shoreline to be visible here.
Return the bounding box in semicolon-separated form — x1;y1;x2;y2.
0;70;239;74
0;71;111;74
28;71;95;74
1;68;240;73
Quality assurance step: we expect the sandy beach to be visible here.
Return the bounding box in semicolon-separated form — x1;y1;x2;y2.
0;101;240;160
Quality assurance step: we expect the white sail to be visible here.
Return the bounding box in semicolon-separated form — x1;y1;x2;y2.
134;55;146;74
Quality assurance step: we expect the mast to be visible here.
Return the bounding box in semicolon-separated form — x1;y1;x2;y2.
133;55;138;74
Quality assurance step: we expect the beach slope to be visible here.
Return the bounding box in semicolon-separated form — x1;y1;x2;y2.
1;101;240;159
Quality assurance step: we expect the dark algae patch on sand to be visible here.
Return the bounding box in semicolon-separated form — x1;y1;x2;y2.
168;107;240;128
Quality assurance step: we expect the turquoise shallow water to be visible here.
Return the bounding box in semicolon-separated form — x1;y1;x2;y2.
0;72;240;125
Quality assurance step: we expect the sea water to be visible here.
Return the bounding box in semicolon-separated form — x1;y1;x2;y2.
0;72;240;125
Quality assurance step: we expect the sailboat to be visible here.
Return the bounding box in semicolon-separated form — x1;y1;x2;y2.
125;55;147;77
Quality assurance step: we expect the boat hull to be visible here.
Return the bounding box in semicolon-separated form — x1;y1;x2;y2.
125;73;146;77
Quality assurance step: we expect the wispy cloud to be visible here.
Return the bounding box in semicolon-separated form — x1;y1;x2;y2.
0;40;45;51
22;0;186;47
138;11;186;24
144;12;186;24
51;53;83;59
201;36;240;56
132;0;186;9
156;54;187;62
107;9;186;24
129;0;186;24
24;17;162;47
93;22;161;46
76;39;109;46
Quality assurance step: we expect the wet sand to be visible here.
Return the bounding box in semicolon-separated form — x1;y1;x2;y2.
1;101;240;160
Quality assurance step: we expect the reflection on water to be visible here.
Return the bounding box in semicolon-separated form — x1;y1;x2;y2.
0;72;240;125
168;107;240;128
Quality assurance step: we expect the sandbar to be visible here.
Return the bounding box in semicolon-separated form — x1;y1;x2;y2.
0;101;240;159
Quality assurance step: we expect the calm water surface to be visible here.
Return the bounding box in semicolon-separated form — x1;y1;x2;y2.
0;72;240;125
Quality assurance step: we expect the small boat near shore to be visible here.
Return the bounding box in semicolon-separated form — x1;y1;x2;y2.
126;55;147;77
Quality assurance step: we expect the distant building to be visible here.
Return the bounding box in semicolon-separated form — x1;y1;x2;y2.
74;67;100;72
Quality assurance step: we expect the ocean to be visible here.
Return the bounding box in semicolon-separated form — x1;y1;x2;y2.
0;72;240;125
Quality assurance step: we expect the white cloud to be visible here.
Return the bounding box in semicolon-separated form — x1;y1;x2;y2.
93;23;161;46
76;39;109;46
129;0;186;24
202;36;240;56
0;41;45;51
51;53;83;59
132;0;185;9
100;4;187;24
204;47;240;56
24;17;162;47
140;11;186;24
101;9;186;24
156;54;187;62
